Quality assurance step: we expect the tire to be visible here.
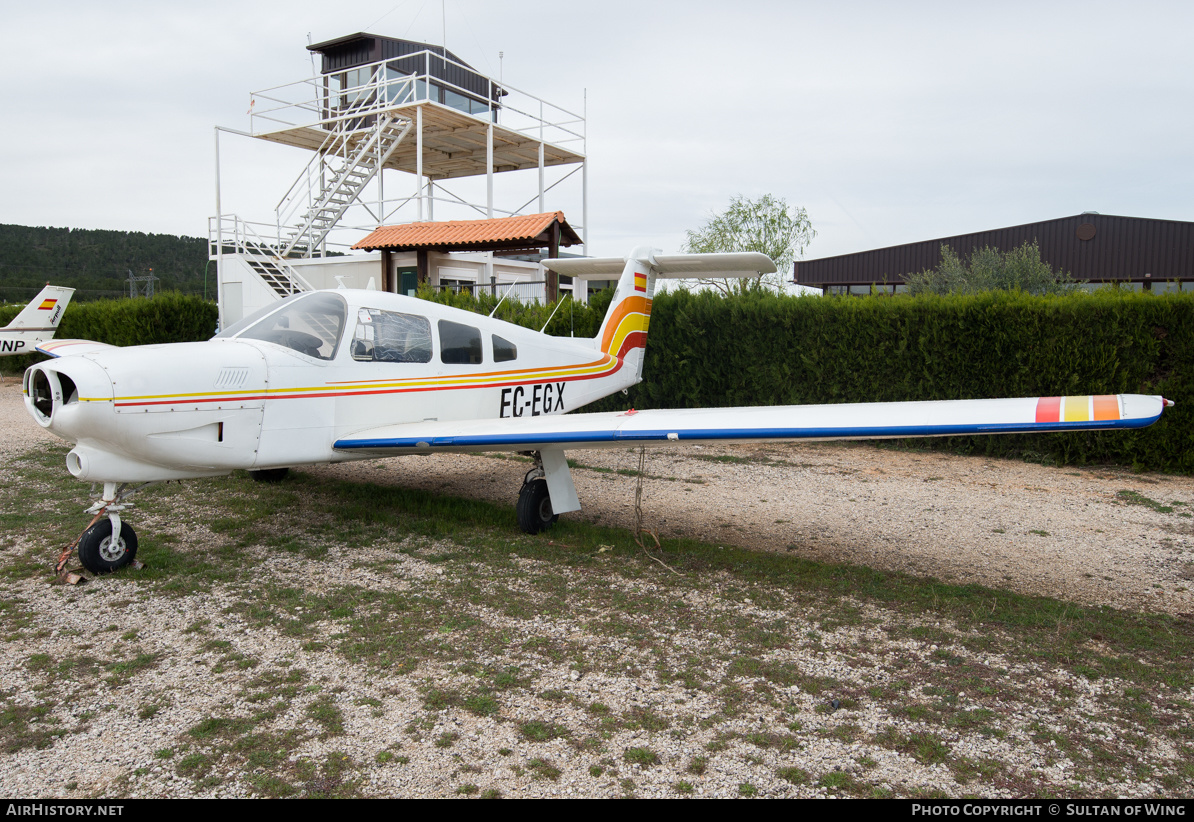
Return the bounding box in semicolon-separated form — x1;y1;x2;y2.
249;467;290;483
516;480;558;534
77;519;138;574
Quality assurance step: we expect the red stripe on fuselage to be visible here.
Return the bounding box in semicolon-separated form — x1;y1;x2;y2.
614;331;647;359
112;359;627;408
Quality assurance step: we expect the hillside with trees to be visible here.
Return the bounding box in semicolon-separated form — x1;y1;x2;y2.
0;224;210;303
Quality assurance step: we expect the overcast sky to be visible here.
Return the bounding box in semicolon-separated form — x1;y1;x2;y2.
2;0;1191;261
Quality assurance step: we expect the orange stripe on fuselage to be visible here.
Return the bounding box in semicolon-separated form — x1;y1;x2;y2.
601;296;651;355
109;355;625;409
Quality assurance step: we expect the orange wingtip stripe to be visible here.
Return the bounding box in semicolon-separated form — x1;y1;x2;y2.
1092;395;1120;421
1037;395;1121;423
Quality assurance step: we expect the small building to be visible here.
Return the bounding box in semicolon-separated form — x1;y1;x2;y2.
352;212;583;302
794;213;1194;294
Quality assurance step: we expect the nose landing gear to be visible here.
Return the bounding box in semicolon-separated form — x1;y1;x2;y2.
57;482;150;577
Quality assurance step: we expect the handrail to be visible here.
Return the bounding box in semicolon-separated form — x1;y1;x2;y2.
208;215;315;294
248;48;585;152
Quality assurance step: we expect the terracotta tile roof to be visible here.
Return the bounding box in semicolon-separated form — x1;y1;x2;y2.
352;211;580;251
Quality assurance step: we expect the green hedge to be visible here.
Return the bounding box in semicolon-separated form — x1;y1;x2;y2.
0;293;218;374
585;289;1194;473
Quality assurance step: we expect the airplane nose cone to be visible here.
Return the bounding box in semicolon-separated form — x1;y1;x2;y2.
23;359;112;434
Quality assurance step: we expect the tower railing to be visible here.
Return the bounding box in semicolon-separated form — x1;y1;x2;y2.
247;49;585;153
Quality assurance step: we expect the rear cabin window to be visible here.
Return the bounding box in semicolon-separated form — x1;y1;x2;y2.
493;335;517;363
351;309;432;363
439;320;483;364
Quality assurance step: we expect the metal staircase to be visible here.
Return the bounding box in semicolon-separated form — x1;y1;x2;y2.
278;111;412;258
245;255;311;297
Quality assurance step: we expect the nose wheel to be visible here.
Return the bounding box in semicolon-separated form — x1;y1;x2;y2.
57;482;149;576
77;518;138;574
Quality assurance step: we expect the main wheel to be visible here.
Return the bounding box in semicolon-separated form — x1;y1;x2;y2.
77;520;138;574
249;467;290;483
517;480;558;534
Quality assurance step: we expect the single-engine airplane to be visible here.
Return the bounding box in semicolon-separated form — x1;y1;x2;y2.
23;248;1170;574
1;285;73;356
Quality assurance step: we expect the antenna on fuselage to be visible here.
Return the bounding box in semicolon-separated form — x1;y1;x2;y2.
539;293;571;334
488;280;521;318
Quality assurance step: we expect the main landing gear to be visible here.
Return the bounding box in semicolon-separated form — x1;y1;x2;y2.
517;454;559;534
59;482;150;576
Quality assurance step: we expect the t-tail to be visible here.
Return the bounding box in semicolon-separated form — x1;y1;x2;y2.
543;248;776;386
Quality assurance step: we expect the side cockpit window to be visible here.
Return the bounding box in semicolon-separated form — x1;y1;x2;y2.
351;309;433;363
439;320;483;364
235;292;346;360
493;335;517;363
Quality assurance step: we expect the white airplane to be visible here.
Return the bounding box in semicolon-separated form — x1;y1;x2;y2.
1;285;74;356
23;248;1170;575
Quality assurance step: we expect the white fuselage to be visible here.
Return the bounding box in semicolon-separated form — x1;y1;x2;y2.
24;289;641;483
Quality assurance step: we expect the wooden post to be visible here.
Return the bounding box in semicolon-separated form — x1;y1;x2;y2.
417;248;430;286
545;220;560;303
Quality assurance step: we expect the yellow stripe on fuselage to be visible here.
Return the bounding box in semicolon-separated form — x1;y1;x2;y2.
600;296;652;355
85;354;620;405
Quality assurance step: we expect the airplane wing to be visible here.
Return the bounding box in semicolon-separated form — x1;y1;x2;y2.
35;339;118;358
334;394;1169;456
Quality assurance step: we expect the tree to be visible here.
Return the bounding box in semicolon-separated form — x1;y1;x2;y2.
680;194;816;295
905;241;1079;296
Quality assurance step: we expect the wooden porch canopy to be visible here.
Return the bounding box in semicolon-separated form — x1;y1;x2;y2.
353;211;581;254
353;212;581;300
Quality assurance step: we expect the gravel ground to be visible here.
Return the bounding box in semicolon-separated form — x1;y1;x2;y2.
1;380;1192;798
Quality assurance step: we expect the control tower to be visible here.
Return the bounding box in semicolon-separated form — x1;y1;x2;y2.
211;32;587;325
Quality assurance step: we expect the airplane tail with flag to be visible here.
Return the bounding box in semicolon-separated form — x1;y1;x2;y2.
1;285;74;356
543;248;776;386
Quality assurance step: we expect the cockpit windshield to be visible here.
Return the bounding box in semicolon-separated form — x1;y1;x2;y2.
233;292;348;361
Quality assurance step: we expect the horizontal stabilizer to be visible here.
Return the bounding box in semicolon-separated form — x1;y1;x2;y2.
36;339;117;358
545;252;776;280
334;394;1168;456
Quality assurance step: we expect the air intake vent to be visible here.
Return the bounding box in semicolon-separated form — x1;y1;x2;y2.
215;367;250;389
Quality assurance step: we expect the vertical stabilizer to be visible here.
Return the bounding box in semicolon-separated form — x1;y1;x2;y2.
542;249;775;386
594;246;658;364
6;285;74;331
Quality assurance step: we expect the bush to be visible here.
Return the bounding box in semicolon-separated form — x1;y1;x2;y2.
587;288;1194;472
0;293;218;374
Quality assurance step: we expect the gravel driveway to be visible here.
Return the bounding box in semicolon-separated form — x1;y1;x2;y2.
2;380;1191;798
